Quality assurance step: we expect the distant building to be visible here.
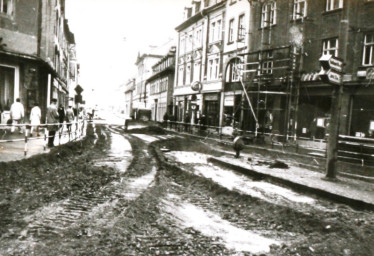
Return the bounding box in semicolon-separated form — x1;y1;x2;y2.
124;78;135;118
0;0;78;123
146;46;176;122
132;52;163;120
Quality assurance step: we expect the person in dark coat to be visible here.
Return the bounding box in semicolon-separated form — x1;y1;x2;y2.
184;112;190;132
58;104;65;131
46;99;59;147
233;136;244;158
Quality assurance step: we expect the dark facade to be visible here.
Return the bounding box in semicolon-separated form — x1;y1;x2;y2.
0;0;77;123
222;0;374;143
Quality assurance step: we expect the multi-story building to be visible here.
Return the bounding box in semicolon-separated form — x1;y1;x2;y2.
124;78;135;118
146;46;176;122
174;0;226;127
172;0;374;145
0;0;77;123
132;52;163;120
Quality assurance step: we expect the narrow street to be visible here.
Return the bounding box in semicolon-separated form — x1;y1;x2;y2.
0;121;373;255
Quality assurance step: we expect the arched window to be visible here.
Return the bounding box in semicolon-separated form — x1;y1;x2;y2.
225;58;242;83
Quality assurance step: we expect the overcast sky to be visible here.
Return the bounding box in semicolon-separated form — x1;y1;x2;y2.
65;0;187;107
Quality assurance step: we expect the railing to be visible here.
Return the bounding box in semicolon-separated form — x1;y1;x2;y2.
164;120;374;167
0;120;86;157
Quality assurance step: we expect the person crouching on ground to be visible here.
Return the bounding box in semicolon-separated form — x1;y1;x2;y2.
233;135;244;158
30;102;41;136
46;98;59;147
10;98;24;134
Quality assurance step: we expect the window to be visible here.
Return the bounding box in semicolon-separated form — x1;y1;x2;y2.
217;19;222;41
186;64;191;84
210;19;222;42
363;33;374;66
228;19;234;43
322;38;339;57
326;0;343;11
193;62;201;82
261;51;273;74
195;28;202;47
210;21;216;42
0;0;13;15
226;59;241;82
261;2;276;28
293;0;307;19
180;37;186;55
207;56;220;80
237;14;245;41
178;65;184;86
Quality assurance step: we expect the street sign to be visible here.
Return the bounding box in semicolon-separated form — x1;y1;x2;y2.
329;56;344;72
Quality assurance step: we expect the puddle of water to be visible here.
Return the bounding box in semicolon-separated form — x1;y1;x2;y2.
163;194;280;254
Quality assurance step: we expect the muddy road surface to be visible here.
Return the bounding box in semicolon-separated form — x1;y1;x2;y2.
0;123;373;255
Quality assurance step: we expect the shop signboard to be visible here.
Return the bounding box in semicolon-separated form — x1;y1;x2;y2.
367;68;374;80
327;70;342;85
224;96;234;106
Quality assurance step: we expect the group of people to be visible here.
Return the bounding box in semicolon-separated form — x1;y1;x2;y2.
8;98;76;147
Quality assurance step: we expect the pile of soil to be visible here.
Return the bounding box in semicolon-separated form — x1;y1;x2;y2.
154;137;224;157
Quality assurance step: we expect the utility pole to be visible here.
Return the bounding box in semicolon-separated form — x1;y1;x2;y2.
319;55;344;179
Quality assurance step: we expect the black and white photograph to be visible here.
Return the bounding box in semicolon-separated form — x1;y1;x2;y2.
1;0;374;255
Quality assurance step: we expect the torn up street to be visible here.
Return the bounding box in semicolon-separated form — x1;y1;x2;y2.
0;121;373;256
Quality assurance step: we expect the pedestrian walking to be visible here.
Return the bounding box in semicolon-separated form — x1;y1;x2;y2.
29;102;41;136
233;136;244;158
10;98;24;134
65;105;75;133
58;104;65;131
46;98;59;147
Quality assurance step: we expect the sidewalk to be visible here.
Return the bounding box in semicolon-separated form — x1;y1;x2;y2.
0;124;86;162
162;129;374;210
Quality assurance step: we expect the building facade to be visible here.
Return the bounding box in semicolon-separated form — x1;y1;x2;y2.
171;0;374;144
174;0;226;127
146;46;176;122
0;0;78;123
132;53;163;120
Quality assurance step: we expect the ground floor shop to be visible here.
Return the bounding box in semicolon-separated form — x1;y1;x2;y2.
0;55;69;124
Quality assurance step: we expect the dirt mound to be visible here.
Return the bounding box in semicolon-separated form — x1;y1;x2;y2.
154;137;223;157
129;125;166;135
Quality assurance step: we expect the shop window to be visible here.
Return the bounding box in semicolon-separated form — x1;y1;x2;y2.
0;0;13;15
237;14;245;41
322;38;339;57
293;0;307;20
0;66;15;110
261;1;276;28
326;0;343;11
363;33;374;66
228;19;234;44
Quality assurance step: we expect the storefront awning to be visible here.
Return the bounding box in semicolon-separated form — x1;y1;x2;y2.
301;72;321;82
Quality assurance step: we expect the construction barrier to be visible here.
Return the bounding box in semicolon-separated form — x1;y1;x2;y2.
0;120;86;157
165;120;374;167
